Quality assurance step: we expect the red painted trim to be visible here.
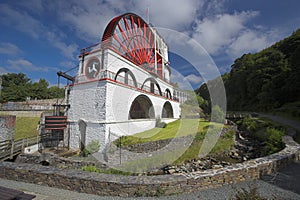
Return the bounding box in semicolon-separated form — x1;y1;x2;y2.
70;73;178;103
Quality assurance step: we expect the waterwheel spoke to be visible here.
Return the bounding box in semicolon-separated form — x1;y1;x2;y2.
102;13;159;73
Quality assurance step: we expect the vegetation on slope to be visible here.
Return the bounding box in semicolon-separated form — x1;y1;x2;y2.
114;119;234;165
235;117;285;156
196;29;300;117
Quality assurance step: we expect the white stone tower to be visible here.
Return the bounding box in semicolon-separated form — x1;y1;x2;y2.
66;13;183;151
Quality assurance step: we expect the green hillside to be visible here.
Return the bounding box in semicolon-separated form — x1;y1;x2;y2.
196;29;300;117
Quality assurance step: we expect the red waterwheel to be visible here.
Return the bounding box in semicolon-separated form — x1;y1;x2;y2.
102;13;161;72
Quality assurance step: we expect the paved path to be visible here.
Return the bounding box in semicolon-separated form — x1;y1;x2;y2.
1;177;300;200
258;113;300;131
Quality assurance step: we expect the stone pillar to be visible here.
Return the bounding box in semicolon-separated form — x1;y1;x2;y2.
0;115;16;141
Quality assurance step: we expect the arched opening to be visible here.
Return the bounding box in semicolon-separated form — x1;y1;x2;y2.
129;95;155;119
115;68;138;87
141;77;162;96
165;88;172;99
162;101;173;118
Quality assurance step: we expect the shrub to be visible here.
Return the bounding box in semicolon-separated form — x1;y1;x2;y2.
263;128;285;155
155;117;167;128
233;184;267;200
82;165;100;173
210;105;225;123
84;140;100;155
240;117;258;132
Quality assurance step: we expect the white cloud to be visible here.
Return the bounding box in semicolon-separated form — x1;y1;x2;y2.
45;30;78;59
0;67;8;74
7;59;49;72
184;74;203;85
192;11;260;55
0;3;78;60
135;0;204;30
0;4;42;39
46;0;204;43
0;42;22;55
226;29;274;58
0;0;288;77
170;69;195;90
191;10;282;60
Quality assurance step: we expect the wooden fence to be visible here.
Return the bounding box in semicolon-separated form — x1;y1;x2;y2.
0;136;39;161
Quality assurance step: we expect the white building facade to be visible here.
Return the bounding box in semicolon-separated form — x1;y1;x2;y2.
66;13;184;151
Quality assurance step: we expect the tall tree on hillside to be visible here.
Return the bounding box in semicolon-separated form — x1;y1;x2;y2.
48;86;65;99
0;73;65;102
30;79;49;99
0;73;31;102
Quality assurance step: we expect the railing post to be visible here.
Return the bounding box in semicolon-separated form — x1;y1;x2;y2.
21;138;24;150
10;140;14;159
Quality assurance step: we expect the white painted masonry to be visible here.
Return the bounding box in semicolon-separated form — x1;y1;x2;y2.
66;14;185;152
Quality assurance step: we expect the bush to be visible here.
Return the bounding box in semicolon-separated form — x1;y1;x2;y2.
263;127;285;155
82;165;100;172
155;117;167;128
210;105;225;123
239;117;258;132
84;140;100;155
237;117;285;155
233;183;267;200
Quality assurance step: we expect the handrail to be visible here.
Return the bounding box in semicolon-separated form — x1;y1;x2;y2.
75;70;181;102
0;135;40;161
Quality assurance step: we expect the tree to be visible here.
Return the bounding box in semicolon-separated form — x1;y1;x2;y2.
30;79;49;99
0;73;31;102
195;29;300;112
48;86;65;98
0;73;65;102
210;105;224;123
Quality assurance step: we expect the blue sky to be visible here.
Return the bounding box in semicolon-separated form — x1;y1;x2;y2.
0;0;300;88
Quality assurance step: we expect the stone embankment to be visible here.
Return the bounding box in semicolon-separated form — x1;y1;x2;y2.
0;135;299;197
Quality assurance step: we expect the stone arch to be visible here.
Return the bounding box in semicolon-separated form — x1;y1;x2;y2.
115;68;138;87
129;95;155;119
141;77;162;96
162;101;173;118
165;88;172;99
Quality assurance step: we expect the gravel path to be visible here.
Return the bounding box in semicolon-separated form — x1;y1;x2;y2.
258;113;300;131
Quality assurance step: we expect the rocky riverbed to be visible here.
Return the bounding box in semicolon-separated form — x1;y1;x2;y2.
161;129;265;175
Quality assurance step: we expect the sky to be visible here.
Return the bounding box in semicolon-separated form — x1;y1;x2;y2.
0;0;300;89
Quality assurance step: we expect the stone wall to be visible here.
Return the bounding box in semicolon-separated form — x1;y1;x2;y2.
0;135;299;197
0;99;62;111
0;115;16;141
0;111;43;117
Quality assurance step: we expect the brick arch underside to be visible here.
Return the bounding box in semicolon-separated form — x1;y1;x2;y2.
129;95;155;119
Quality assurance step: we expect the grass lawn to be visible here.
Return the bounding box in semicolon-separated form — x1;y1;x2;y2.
14;117;40;140
116;119;223;146
113;119;234;168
